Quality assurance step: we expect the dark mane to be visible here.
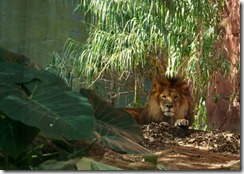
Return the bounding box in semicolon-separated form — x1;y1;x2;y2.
165;75;185;88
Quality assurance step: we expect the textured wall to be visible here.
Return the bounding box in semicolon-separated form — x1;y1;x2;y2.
0;0;87;67
206;0;240;133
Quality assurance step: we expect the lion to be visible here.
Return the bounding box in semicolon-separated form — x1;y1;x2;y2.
125;75;195;127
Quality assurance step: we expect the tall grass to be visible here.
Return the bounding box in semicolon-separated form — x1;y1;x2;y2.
46;0;227;130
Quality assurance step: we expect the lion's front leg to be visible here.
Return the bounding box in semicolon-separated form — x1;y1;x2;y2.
174;119;189;127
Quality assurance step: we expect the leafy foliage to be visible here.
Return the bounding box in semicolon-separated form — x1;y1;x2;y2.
38;159;77;170
47;0;225;130
0;117;39;159
80;88;150;154
76;157;122;170
0;62;95;141
0;47;149;170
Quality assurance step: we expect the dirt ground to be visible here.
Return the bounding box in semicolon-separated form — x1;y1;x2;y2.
96;122;240;170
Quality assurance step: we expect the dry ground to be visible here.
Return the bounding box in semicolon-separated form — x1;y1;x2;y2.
95;122;240;170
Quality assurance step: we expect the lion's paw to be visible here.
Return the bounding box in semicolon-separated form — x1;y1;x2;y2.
174;119;189;127
159;121;170;126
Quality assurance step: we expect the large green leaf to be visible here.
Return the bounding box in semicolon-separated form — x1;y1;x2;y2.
80;88;150;154
76;157;122;170
38;159;76;170
0;117;39;159
0;62;95;140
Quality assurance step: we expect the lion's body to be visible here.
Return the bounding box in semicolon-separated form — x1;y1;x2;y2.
125;76;195;127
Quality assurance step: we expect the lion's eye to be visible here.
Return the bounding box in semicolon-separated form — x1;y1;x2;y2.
174;96;178;100
161;95;166;99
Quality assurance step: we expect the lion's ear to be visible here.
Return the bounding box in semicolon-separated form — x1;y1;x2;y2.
151;75;168;92
151;79;161;93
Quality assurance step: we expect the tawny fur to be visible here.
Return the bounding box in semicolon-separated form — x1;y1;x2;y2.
125;76;195;126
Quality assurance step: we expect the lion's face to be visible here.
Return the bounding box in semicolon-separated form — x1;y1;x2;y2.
158;88;181;117
145;76;194;125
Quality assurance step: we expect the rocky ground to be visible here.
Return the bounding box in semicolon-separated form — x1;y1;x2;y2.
98;122;240;170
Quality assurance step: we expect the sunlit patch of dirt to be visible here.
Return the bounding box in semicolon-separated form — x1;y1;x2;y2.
140;122;240;154
100;122;240;170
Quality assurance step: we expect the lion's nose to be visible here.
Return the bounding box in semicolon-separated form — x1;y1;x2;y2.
166;104;173;109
